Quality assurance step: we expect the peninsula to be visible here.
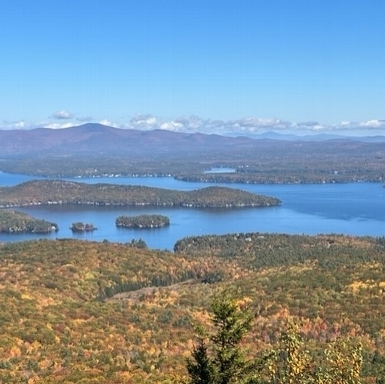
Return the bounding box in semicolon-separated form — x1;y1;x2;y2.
0;209;58;234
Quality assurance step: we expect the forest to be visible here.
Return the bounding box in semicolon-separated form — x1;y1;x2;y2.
0;234;385;383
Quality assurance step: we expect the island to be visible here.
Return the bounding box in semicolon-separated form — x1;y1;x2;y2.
0;209;58;234
70;222;97;232
0;180;281;208
116;214;170;229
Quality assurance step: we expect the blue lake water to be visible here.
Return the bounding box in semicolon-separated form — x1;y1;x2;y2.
0;171;384;250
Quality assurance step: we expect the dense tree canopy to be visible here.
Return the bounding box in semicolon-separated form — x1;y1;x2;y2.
0;234;384;382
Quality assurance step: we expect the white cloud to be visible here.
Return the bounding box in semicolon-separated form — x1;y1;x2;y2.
172;116;206;131
130;114;159;129
293;121;327;132
319;120;385;134
360;119;385;128
160;121;185;131
52;110;73;119
44;122;76;129
212;117;293;134
99;119;119;128
0;120;27;130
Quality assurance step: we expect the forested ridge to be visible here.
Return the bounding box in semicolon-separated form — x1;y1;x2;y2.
0;234;385;382
0;180;280;208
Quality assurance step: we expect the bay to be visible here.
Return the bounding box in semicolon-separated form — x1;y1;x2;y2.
0;171;384;250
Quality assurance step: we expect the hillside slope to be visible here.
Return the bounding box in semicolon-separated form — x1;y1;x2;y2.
0;235;385;382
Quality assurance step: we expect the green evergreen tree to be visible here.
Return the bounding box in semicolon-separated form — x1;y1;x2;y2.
187;337;214;384
186;299;365;384
186;294;261;384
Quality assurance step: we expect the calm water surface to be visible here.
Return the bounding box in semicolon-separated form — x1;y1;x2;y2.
0;172;384;250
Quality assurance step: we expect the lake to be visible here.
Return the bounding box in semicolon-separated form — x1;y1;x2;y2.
0;171;384;250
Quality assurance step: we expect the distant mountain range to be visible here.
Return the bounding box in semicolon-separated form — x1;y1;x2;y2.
0;123;266;158
225;130;385;142
0;123;384;159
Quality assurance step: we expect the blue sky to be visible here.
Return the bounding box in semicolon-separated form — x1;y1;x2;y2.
1;0;384;135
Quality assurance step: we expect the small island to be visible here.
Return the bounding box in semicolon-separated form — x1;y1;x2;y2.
70;222;97;232
116;214;170;229
0;210;58;234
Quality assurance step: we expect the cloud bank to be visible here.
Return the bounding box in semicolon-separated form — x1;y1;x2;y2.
126;115;385;136
1;113;385;136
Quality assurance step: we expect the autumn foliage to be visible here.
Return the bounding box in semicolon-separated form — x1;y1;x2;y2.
0;234;384;382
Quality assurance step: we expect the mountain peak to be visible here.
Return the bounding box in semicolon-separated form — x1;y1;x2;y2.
75;123;111;132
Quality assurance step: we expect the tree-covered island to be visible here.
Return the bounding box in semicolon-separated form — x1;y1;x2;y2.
0;209;58;234
0;180;281;208
70;222;97;232
116;214;170;229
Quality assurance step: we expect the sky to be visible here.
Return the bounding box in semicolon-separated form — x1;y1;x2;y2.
1;0;384;136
